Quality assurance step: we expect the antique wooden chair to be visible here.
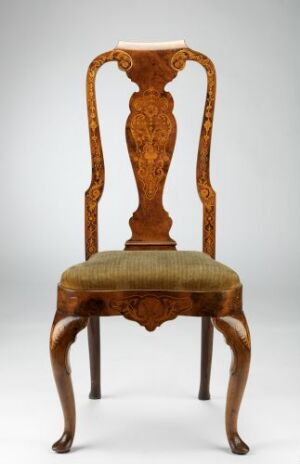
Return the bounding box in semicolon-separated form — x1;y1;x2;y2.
50;40;251;455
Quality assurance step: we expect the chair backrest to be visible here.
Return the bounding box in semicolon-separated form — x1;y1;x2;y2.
85;40;216;259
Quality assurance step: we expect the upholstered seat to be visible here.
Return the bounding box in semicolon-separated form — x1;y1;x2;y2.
61;250;240;292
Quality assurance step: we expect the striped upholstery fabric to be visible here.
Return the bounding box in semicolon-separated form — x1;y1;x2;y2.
60;251;240;292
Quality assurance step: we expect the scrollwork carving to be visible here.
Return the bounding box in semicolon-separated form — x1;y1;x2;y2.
217;316;250;350
50;315;87;349
50;314;88;373
212;312;251;362
110;294;193;331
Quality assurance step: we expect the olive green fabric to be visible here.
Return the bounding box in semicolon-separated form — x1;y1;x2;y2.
61;250;240;292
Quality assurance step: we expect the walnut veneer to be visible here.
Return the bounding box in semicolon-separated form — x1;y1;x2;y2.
50;40;251;455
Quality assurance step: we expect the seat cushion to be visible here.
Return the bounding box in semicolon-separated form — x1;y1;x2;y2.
60;250;240;292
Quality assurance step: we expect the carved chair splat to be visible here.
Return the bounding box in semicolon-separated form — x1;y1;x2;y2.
50;40;251;455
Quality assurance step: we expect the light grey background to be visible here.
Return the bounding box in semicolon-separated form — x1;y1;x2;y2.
0;1;299;463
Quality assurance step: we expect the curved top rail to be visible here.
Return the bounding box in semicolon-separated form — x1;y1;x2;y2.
116;40;188;50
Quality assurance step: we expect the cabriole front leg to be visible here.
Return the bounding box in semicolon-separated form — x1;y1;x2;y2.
212;312;251;455
50;311;88;453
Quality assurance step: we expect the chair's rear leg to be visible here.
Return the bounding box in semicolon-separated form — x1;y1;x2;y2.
198;316;214;400
88;316;101;399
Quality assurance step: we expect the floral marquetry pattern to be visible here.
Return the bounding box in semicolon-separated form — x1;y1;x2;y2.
128;88;173;200
110;294;193;331
123;48;178;248
171;49;216;257
85;49;132;258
